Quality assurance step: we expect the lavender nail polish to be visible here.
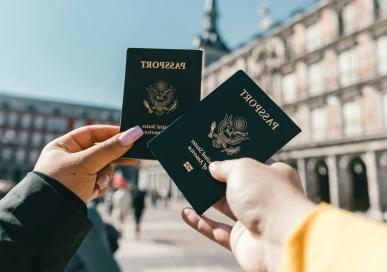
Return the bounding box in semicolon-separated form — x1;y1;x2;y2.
119;126;144;146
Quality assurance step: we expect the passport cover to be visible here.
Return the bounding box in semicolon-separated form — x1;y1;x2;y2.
148;70;301;214
120;48;203;159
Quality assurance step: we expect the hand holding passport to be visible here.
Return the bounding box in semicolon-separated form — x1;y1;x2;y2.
120;48;301;215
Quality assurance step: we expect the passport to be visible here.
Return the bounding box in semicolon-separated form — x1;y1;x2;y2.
148;70;301;214
120;48;203;159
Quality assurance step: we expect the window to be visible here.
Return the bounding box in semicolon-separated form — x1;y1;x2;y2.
34;115;45;130
311;107;327;141
55;117;68;130
339;48;358;87
282;73;297;103
31;132;43;147
308;62;324;95
342;4;356;35
113;112;121;123
1;147;13;161
383;92;387;128
343;99;362;136
0;110;6;126
3;129;16;144
306;21;322;52
45;133;55;144
92;120;103;125
377;36;387;75
284;35;294;60
271;73;282;101
15;149;26;163
47;117;68;131
18;131;29;146
20;113;32;129
374;0;387;18
29;150;39;163
338;9;344;36
73;119;87;129
7;112;18;127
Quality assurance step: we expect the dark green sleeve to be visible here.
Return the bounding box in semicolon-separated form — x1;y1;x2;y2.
0;172;92;271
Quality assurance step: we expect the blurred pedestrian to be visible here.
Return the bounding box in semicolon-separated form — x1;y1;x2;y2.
66;199;121;272
103;185;115;215
112;175;131;230
160;187;170;207
150;189;159;207
131;186;146;239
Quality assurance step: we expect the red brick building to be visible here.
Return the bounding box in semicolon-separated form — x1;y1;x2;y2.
0;93;137;183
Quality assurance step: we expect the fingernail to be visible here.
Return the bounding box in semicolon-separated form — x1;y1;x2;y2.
97;175;110;190
209;161;219;171
183;208;193;216
119;126;144;146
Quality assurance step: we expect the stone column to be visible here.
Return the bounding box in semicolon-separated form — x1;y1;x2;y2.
305;159;319;203
377;151;387;212
363;151;382;218
337;155;352;210
297;158;307;191
327;155;340;206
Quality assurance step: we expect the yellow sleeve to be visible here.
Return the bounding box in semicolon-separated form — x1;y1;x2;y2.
281;203;387;272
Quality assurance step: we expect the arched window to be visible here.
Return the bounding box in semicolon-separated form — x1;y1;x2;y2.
315;160;330;203
349;157;370;211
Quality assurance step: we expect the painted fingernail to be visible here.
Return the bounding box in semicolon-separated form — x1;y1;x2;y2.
209;161;219;171
119;126;144;146
183;208;193;216
97;175;110;190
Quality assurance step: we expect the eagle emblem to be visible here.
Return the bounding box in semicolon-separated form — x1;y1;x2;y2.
143;80;178;116
208;114;250;155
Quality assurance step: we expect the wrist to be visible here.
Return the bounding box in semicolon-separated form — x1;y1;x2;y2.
260;190;315;270
261;188;315;248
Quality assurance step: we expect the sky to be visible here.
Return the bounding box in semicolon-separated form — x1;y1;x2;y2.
0;0;315;109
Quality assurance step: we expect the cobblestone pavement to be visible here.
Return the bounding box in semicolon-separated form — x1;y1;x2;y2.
114;200;242;272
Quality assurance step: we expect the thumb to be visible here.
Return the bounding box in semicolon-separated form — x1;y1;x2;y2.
209;158;263;182
209;160;238;182
80;126;143;171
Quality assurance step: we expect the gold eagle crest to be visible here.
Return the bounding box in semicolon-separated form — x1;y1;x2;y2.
143;80;178;116
208;114;250;155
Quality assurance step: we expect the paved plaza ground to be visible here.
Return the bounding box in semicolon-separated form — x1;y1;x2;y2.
114;200;242;272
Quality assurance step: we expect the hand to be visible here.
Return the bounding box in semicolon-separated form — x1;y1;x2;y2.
182;158;315;272
34;125;143;203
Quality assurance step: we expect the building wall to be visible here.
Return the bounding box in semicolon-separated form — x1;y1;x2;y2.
202;0;387;218
48;0;384;212
0;94;137;182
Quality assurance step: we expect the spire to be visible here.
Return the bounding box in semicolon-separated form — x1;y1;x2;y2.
193;0;229;66
257;0;273;31
203;0;218;39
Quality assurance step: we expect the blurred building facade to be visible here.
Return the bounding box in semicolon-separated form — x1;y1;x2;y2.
202;0;387;218
0;93;137;183
137;0;387;216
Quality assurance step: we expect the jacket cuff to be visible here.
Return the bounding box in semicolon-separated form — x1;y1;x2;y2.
33;171;87;216
0;172;92;250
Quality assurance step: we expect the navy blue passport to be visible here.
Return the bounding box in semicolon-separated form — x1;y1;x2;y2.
120;48;203;159
148;70;301;214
